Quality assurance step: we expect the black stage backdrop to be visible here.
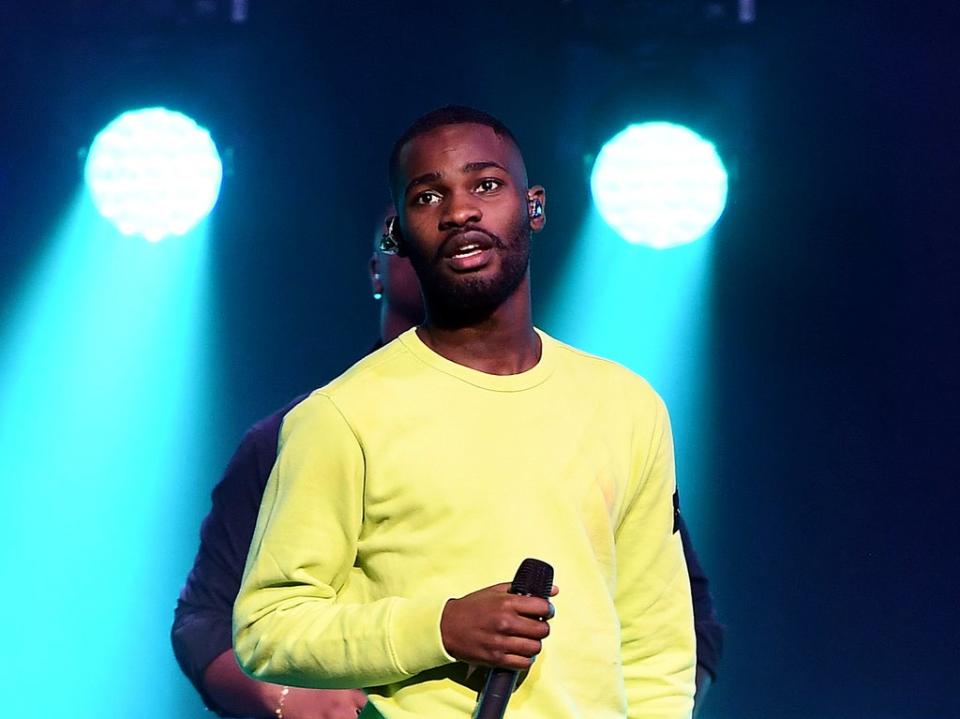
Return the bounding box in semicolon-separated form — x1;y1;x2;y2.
1;3;957;717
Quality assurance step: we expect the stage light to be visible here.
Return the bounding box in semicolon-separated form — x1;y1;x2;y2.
84;107;223;242
0;191;211;715
590;121;728;249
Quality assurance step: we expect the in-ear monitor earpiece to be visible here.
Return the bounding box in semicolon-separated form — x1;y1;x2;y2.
379;216;401;255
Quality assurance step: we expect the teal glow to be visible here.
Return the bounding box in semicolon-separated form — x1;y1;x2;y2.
590;122;728;249
540;209;715;529
84;107;223;242
0;191;211;716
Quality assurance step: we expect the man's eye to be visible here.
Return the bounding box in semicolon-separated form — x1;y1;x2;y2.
414;192;442;206
476;179;503;193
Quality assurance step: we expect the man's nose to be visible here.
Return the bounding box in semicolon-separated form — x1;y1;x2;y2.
439;191;482;229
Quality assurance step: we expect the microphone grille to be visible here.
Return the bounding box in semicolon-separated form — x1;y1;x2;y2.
510;558;554;597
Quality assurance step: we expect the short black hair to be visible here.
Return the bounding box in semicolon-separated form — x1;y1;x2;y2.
388;105;520;192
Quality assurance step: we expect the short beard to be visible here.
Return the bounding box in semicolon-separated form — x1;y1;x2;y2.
410;218;531;328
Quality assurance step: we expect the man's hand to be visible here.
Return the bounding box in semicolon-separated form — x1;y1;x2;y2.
280;687;367;719
440;582;558;671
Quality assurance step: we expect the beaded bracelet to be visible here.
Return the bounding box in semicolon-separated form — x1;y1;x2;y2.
274;686;290;719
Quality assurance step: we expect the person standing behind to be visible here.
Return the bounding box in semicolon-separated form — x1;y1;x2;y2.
171;214;420;719
233;106;703;718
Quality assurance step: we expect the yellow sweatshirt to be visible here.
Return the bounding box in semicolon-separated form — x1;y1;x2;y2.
234;328;695;718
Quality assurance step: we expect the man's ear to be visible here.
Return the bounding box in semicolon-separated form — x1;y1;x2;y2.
369;253;383;298
527;185;546;233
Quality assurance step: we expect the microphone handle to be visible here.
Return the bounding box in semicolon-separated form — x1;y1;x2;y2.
473;667;519;719
472;558;553;718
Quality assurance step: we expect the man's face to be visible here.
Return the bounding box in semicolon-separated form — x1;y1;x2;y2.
393;123;544;317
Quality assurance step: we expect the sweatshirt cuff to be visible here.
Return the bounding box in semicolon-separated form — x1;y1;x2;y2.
388;595;456;675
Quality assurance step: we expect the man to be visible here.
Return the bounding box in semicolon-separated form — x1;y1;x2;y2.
174;229;721;718
173;207;721;717
233;106;701;718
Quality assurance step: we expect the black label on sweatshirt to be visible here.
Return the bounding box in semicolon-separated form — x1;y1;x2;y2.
672;489;680;534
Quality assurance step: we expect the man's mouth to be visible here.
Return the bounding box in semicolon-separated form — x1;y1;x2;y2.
451;243;485;259
442;230;496;271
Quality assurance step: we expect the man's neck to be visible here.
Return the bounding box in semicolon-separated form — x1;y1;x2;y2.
380;306;419;345
417;280;540;376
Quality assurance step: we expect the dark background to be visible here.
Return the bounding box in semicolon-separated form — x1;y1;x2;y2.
1;2;957;717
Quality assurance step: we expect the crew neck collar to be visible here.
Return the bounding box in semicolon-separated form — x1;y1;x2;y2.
398;326;556;392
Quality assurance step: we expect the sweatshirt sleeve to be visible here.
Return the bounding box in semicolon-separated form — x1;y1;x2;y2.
615;393;696;718
232;393;453;689
677;514;725;681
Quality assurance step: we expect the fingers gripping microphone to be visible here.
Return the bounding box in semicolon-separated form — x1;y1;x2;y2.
473;558;554;719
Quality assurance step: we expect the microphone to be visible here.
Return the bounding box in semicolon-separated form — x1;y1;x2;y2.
472;558;554;719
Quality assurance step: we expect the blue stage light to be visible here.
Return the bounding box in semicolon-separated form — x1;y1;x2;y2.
590;122;728;249
84;107;223;242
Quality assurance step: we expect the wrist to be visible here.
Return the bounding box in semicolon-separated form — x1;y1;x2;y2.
439;598;454;648
272;685;290;719
253;682;289;719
